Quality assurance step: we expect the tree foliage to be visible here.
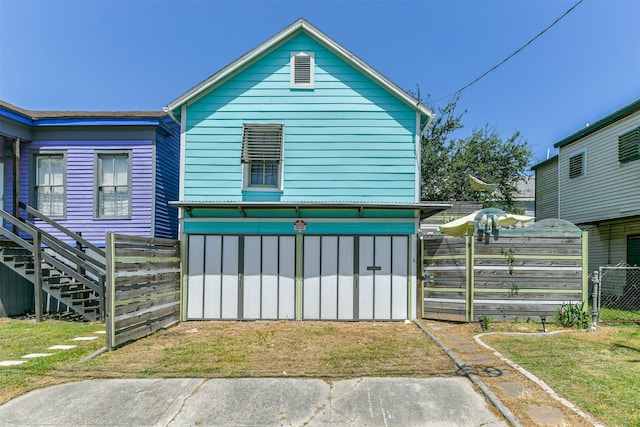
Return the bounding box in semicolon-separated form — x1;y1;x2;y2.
421;95;532;212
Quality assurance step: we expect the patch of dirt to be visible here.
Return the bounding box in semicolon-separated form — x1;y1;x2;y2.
74;321;460;380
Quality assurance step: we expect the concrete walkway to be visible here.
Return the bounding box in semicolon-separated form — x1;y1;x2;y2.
421;320;582;426
0;377;507;427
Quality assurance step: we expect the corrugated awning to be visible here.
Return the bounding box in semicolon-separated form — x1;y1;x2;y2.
170;201;450;220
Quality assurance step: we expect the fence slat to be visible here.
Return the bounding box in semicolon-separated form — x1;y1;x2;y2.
106;232;181;350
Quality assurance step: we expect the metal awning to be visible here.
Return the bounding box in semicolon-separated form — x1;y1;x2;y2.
170;201;450;220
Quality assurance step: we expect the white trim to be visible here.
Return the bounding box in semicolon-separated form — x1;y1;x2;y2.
290;51;315;89
415;111;420;202
179;105;186;200
165;19;434;119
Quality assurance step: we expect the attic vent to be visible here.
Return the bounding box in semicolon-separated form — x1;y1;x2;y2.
569;152;584;179
291;52;314;89
618;127;640;164
241;123;284;163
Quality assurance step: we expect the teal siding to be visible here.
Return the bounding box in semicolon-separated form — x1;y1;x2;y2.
183;33;418;203
183;220;416;235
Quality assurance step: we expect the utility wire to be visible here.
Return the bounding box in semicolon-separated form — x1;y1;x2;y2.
434;0;585;103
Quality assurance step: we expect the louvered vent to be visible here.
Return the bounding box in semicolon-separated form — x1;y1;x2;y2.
241;123;283;163
291;52;314;88
294;55;311;84
618;127;640;163
569;152;584;179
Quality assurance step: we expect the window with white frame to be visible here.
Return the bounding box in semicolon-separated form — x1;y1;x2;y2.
35;153;66;218
241;123;283;188
96;151;131;218
290;52;315;89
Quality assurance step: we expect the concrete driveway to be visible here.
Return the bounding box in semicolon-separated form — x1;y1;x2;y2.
0;377;507;426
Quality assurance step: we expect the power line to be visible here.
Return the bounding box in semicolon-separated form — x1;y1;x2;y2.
434;0;585;103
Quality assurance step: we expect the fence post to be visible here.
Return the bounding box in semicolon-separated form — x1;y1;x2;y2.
105;232;114;350
591;270;600;326
34;231;42;322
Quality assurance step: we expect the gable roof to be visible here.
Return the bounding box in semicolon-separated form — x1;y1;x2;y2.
166;18;434;120
554;99;640;149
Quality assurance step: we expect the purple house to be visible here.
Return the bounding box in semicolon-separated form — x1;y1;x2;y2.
0;100;180;318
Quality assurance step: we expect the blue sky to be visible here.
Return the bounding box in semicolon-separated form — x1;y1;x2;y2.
1;0;638;165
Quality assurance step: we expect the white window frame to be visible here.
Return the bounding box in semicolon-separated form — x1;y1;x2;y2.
241;123;284;192
290;51;315;89
95;150;132;219
33;151;67;219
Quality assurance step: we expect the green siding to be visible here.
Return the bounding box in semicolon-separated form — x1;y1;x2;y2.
183;33;419;203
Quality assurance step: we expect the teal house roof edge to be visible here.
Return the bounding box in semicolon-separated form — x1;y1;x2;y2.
165;18;434;121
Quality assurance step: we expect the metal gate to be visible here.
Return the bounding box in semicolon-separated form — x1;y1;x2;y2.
598;264;640;322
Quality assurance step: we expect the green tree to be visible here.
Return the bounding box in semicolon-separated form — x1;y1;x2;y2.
421;95;532;212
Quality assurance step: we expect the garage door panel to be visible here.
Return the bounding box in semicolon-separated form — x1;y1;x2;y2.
221;236;239;319
203;236;222;319
303;236;321;319
320;237;338;319
243;236;262;319
391;236;409;319
359;236;375;320
374;236;392;320
187;235;205;319
391;236;408;320
338;236;354;320
261;236;279;319
279;237;296;319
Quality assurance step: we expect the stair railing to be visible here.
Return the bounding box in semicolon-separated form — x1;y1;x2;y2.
0;207;107;320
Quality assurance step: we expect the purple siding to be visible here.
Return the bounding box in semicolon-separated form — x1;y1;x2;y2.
19;140;154;247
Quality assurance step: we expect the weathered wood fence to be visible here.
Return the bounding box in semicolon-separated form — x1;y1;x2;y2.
105;233;181;350
422;219;587;322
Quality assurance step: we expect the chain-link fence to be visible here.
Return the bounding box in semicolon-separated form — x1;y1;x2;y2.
595;264;640;323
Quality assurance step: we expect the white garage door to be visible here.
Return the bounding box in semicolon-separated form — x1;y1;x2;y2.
303;235;409;321
358;236;409;320
186;235;295;320
243;236;295;320
303;236;355;320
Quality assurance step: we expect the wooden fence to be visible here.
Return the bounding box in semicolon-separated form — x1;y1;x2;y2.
105;233;181;350
422;220;587;322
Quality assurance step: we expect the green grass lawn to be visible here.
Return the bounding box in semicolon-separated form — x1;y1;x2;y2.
482;324;640;427
0;319;105;403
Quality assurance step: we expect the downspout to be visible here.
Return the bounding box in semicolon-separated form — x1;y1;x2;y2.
162;107;181;126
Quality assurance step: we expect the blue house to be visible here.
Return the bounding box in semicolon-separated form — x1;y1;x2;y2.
167;19;447;321
0;100;180;319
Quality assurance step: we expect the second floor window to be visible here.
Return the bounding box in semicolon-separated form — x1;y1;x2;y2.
241;123;283;188
35;153;66;218
96;152;131;218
